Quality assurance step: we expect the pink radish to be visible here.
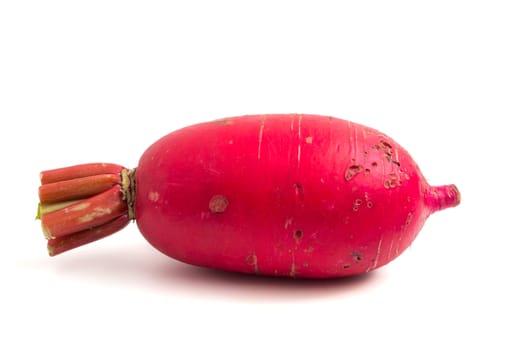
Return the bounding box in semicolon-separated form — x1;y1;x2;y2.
37;114;460;278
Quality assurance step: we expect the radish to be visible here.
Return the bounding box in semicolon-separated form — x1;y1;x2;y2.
37;114;460;278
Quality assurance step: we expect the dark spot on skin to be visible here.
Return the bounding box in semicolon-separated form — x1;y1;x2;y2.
343;264;351;269
352;252;363;262
371;161;378;168
367;201;373;208
405;212;413;226
365;168;371;175
294;229;303;240
209;195;228;213
392;160;401;166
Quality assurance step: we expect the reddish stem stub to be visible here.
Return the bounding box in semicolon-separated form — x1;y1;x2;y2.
37;163;134;256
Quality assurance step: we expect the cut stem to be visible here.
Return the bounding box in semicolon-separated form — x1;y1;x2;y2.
37;162;135;255
41;185;127;239
39;174;121;203
48;215;130;256
40;163;124;185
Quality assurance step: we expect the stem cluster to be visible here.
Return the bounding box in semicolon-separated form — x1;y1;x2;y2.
37;163;132;256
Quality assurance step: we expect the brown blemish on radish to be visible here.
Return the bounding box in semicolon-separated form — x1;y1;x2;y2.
217;118;233;125
345;165;363;181
343;264;351;269
371;161;378;168
209;195;228;213
372;140;395;163
352;251;362;262
289;254;297;277
305;136;313;144
379;140;392;149
148;191;159;202
245;253;259;274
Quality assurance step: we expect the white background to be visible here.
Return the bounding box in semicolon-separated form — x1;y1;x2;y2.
1;1;523;349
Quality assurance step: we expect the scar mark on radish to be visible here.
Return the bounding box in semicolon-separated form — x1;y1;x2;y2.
217;118;232;125
353;198;362;211
257;117;265;160
284;217;293;229
351;251;362;262
393;149;400;166
305;136;313;144
379;140;392;149
148;191;159;202
297;114;303;165
387;237;396;260
294;183;304;203
78;207;111;223
209;195;228;213
395;235;403;256
368;236;383;272
345;165;363;181
290;253;297;277
405;212;413;227
245;253;260;274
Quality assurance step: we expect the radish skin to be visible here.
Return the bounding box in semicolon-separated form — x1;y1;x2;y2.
36;114;460;278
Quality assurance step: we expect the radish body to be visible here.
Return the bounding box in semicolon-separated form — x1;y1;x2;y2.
37;114;460;278
133;114;459;278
